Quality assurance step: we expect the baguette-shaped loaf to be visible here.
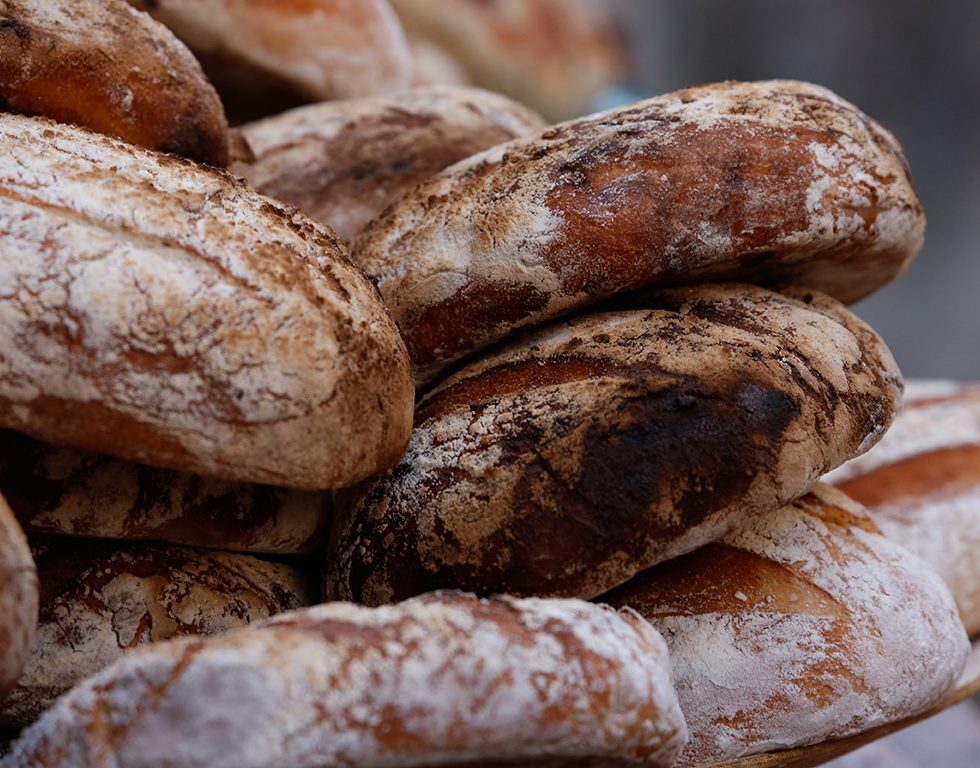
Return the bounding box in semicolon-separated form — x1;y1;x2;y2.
390;0;625;120
0;538;313;727
6;593;688;768
0;494;37;700
0;114;414;490
829;380;980;636
603;484;969;764
127;0;412;111
353;80;925;384
0;0;231;166
237;85;545;243
325;284;902;604
0;430;330;555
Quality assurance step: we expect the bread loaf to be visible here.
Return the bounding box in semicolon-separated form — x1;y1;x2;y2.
127;0;412;118
0;113;414;490
389;0;625;120
0;537;313;728
352;80;925;384
0;493;37;700
0;0;231;166
325;284;902;605
0;430;330;555
602;484;970;764
829;380;980;636
236;85;545;243
5;593;688;767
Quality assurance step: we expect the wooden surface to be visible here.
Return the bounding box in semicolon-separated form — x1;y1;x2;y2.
703;637;980;768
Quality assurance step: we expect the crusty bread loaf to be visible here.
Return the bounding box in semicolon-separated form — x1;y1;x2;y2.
352;80;925;384
0;113;414;490
0;537;313;728
6;593;688;767
325;284;902;605
0;430;330;555
0;494;37;700
602;484;970;765
390;0;625;120
408;36;470;87
0;0;231;166
127;0;412;115
236;85;545;243
829;380;980;636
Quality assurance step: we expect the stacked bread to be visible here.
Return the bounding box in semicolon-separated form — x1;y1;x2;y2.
0;1;974;767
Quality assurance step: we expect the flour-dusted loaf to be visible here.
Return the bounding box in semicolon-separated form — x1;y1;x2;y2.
5;593;688;768
0;538;313;728
127;0;412;119
353;80;925;384
603;484;969;765
0;113;414;490
0;430;330;555
0;0;230;166
0;494;37;700
325;284;902;605
389;0;625;121
236;85;545;243
829;380;980;636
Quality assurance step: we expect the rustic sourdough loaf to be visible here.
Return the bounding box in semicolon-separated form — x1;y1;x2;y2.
0;430;330;555
324;284;902;604
0;494;37;701
126;0;412;120
0;0;231;166
353;80;925;384
829;380;980;636
236;85;545;243
603;484;969;765
389;0;625;120
0;113;414;490
5;593;688;768
0;537;313;728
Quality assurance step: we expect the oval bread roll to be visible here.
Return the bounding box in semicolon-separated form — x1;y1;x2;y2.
0;0;231;166
236;85;545;243
0;430;330;555
390;0;625;120
603;484;970;765
5;593;688;768
325;284;902;604
127;0;412;110
0;538;313;728
0;114;414;490
353;80;925;384
0;493;37;700
829;380;980;636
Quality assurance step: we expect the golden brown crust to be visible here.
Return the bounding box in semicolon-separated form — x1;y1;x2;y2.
0;494;37;700
0;113;414;490
390;0;626;120
6;594;687;767
0;430;330;555
829;381;980;636
323;284;902;604
0;0;231;166
353;80;925;385
603;485;969;764
0;537;314;727
237;85;545;243
128;0;413;110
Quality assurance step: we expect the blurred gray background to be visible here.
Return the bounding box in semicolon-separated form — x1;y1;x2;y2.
609;0;980;381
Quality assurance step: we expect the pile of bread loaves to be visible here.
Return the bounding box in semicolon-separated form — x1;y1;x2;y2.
0;1;975;766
